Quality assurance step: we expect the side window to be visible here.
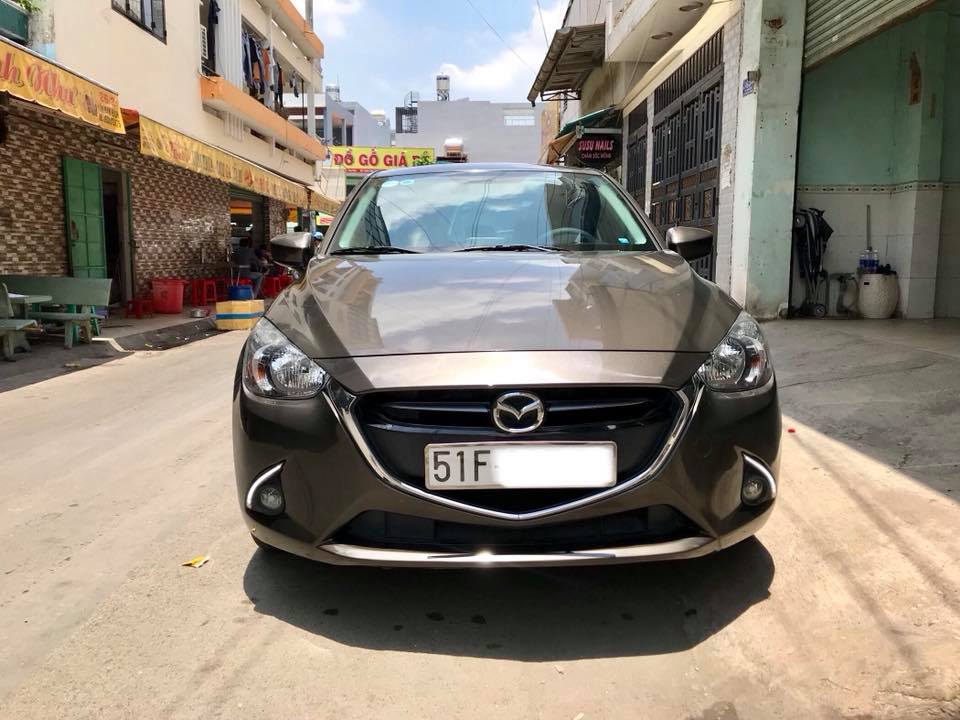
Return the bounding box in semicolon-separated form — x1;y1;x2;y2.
112;0;166;41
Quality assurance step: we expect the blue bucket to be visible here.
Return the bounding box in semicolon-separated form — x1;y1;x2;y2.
228;284;254;300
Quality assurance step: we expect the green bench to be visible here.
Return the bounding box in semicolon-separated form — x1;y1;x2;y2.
0;275;112;349
0;283;39;361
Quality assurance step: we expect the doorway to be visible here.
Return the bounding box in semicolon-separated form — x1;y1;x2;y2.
62;157;133;304
229;191;266;251
102;168;133;305
649;30;723;280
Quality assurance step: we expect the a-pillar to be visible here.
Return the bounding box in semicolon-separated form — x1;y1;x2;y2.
729;0;806;318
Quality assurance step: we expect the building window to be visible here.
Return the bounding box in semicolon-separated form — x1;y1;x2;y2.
112;0;166;42
504;110;535;127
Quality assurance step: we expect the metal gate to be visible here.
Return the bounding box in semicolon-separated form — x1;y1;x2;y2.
804;0;934;68
649;30;722;280
625;103;647;207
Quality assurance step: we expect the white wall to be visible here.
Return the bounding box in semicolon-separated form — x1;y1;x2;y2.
713;10;743;294
795;183;945;317
935;183;960;316
342;102;392;147
395;100;541;163
52;0;316;185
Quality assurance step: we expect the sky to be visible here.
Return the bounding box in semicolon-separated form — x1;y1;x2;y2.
291;0;568;121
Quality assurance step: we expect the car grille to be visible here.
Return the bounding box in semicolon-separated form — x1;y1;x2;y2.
352;386;681;514
334;508;703;553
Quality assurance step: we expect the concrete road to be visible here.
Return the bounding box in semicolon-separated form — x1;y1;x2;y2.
1;322;959;719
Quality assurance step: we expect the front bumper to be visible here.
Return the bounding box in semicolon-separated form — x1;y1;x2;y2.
233;371;780;567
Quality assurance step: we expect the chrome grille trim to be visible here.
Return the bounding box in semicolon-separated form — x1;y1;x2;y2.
322;383;703;522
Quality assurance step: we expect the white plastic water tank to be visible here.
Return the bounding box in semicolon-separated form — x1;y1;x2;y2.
443;137;464;157
858;274;899;319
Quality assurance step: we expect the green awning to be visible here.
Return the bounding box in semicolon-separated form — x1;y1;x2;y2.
557;106;621;138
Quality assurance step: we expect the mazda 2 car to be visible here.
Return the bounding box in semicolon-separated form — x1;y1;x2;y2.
233;163;779;567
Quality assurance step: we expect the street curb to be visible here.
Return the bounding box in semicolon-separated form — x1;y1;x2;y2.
113;318;222;352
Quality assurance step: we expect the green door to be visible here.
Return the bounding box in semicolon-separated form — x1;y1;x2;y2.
63;156;107;278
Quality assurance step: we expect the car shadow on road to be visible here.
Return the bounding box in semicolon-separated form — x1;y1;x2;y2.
242;537;774;661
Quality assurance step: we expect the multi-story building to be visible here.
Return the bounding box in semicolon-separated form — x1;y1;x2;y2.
393;77;543;164
320;86;392;147
530;0;960;320
284;85;392;146
282;84;392;201
0;0;336;300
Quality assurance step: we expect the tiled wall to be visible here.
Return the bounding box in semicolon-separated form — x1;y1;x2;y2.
795;183;945;318
936;184;960;317
714;9;742;294
0;100;234;298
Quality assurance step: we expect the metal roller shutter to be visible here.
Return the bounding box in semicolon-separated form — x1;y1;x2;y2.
804;0;935;68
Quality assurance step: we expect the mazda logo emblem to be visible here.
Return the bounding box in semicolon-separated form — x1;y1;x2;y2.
492;392;545;434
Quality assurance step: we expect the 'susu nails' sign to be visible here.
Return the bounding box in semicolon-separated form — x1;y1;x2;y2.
575;136;621;167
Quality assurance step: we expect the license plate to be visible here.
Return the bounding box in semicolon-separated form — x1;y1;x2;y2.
424;442;617;490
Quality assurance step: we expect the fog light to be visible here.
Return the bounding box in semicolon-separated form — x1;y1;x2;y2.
741;455;776;506
258;486;284;512
741;475;765;504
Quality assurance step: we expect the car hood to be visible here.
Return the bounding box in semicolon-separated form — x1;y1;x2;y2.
267;252;741;359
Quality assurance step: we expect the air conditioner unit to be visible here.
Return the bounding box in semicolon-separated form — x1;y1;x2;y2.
200;26;209;61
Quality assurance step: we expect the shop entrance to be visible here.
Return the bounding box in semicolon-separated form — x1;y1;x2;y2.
229;191;265;252
62;157;133;304
102;168;133;304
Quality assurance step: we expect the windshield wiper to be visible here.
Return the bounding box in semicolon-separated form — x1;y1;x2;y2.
329;246;420;255
455;244;560;253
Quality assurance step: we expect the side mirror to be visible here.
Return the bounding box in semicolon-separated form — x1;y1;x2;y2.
666;226;713;262
269;233;313;274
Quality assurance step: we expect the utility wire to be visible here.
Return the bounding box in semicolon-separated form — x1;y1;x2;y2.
536;0;550;46
464;0;534;70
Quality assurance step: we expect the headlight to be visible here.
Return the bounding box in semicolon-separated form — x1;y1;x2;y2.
242;319;327;398
697;311;772;391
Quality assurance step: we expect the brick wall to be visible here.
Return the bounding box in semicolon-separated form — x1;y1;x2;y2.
266;197;288;239
714;11;744;293
0;99;232;297
128;152;231;296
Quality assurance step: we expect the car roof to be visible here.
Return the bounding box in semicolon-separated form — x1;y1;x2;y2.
370;162;604;178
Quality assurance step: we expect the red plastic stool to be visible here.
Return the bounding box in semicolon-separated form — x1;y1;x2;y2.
261;276;282;298
192;279;218;306
125;298;155;319
278;274;294;289
215;277;230;301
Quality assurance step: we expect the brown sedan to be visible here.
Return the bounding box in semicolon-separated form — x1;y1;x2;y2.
233;163;779;566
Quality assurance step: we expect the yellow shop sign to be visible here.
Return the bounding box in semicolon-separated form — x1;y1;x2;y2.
328;146;434;173
0;36;124;134
138;116;309;207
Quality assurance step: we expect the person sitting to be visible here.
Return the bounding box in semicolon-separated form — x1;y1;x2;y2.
255;243;278;276
233;239;264;297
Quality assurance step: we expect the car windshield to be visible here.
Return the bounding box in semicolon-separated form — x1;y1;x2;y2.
331;170;656;253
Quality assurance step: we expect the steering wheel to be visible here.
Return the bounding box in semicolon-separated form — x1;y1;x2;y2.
538;226;599;246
